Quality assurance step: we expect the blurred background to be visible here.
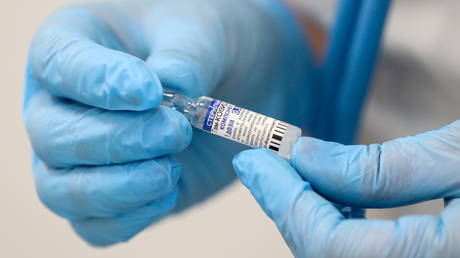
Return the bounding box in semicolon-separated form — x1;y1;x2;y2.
1;0;459;257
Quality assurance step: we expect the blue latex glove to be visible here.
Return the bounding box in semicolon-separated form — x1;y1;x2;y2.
24;0;316;246
233;121;460;257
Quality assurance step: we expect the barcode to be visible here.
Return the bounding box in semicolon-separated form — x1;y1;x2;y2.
269;122;288;152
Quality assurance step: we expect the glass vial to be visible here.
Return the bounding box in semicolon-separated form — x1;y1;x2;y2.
161;90;301;159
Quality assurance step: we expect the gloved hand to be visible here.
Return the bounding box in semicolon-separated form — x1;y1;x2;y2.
233;120;460;257
24;0;317;246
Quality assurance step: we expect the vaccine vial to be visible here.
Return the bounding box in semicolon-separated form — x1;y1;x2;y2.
161;90;301;159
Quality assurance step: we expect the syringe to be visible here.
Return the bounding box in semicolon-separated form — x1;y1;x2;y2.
161;90;301;159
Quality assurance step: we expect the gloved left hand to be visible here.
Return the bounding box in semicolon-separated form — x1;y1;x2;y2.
233;120;460;257
24;0;318;246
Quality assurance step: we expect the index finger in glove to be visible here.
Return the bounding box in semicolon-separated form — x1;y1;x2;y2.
292;120;460;208
28;5;161;111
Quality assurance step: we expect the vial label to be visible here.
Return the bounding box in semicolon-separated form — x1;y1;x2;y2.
202;99;288;152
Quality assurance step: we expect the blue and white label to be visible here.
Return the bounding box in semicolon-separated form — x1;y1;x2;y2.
203;99;221;132
202;99;287;151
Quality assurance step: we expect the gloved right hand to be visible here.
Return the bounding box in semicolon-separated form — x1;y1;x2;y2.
24;0;317;246
233;121;460;257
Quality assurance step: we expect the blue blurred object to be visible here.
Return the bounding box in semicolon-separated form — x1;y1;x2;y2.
316;0;363;140
23;0;317;246
318;0;391;144
334;0;392;144
234;121;460;256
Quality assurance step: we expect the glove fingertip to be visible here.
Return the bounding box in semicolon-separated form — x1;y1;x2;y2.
106;58;164;111
291;137;345;174
147;54;207;98
143;106;193;156
164;107;194;152
232;149;272;186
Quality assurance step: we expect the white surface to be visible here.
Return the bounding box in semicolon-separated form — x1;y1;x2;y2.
1;0;458;257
